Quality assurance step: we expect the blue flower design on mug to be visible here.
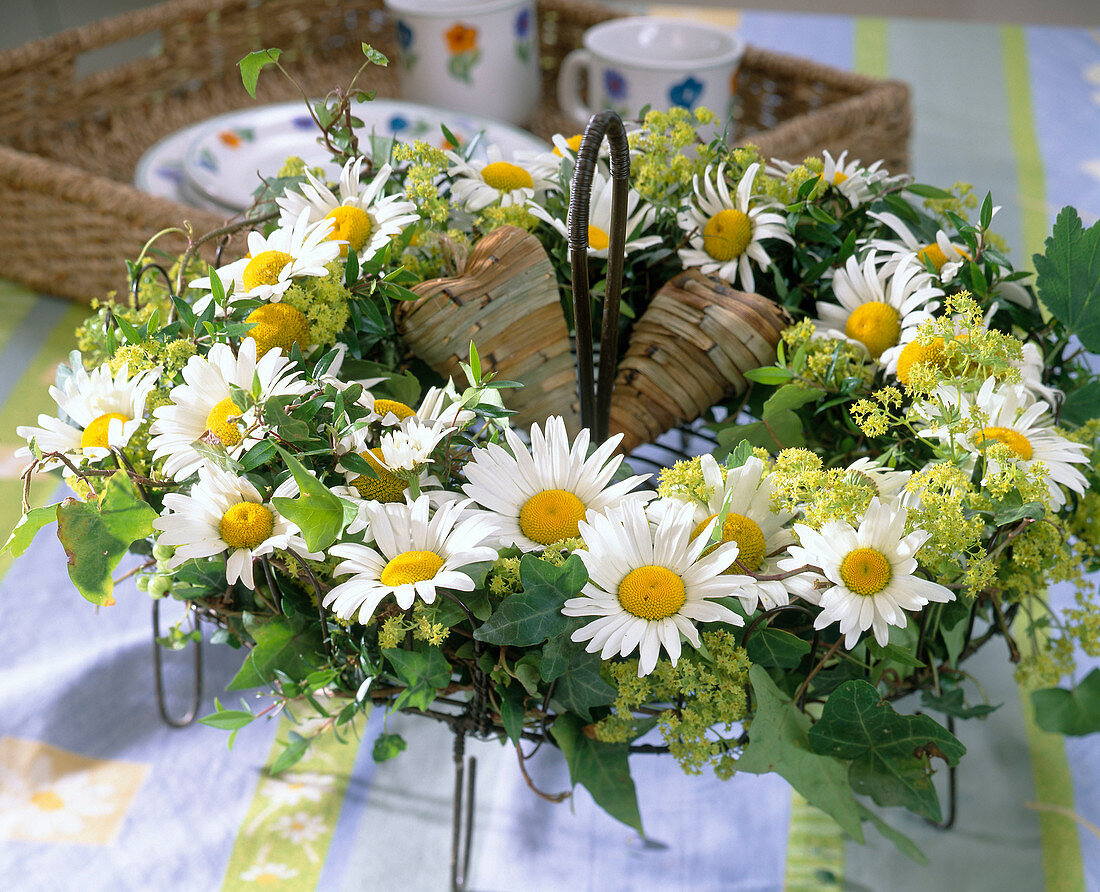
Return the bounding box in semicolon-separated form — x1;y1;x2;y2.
514;8;530;38
604;69;627;100
397;19;414;50
669;76;704;109
388;115;409;133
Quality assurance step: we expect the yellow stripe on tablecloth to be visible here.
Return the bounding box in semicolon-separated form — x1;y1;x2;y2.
783;792;844;891
645;6;741;27
221;709;368;892
854;18;888;78
1001;25;1049;270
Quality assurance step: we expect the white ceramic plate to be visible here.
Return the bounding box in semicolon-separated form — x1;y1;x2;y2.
133;124;233;213
179;99;549;211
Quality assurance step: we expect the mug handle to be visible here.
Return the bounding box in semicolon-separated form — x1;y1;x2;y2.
557;48;596;125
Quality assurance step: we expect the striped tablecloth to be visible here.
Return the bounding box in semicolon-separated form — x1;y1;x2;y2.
1;9;1098;891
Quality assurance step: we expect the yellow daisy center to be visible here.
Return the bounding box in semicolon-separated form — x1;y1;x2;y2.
373;398;416;421
833;171;850;185
219;501;275;550
480;161;534;192
917;242;969;272
977;426;1033;460
242;249;293;291
30;790;64;812
80;412;129;450
519;489;586;545
896;337;946;385
205;397;246;447
253;875;282;887
845;302;901;359
380;549;444;588
691;511;767;572
350;448;407;502
246;303;311;357
553;134;584;157
588;224;610;252
702;209;753;262
618;565;686;620
839;547;892;596
324;206;373;255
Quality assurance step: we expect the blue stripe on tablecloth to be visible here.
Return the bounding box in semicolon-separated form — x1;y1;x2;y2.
737;11;853;70
1025;27;1100;227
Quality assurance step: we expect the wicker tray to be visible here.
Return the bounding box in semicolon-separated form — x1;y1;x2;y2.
0;0;910;304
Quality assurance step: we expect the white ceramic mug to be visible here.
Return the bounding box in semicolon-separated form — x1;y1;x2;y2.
384;0;541;127
557;16;744;124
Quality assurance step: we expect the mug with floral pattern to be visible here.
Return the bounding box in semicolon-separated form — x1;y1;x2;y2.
557;16;744;125
384;0;540;126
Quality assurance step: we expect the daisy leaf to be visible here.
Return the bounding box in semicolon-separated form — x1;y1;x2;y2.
738;666;864;841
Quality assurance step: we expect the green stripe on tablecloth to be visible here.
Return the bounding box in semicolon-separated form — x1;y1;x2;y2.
0;298;87;581
1001;25;1049;269
854;18;888;78
221;709;368;891
0;282;39;356
1018;630;1086;892
783;792;844;891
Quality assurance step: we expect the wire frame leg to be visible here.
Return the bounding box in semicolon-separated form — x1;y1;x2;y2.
151;599;203;727
925;714;958;830
450;728;477;892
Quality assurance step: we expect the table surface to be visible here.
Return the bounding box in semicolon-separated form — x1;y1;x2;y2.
1;8;1099;892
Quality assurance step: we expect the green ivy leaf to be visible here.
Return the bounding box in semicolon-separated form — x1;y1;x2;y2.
540;622;587;682
738;666;863;841
474;554;587;646
1033;206;1100;351
807;680;965;822
920;688;1000;720
745;627;811;669
2;504;58;557
237;48;283;99
858;804;928;864
270;446;346;552
56;472;157;605
384;646;452;712
550;713;643;834
227;617;325;690
497;682;526;743
550;654;616;722
372;732;408;762
1031;668;1100;736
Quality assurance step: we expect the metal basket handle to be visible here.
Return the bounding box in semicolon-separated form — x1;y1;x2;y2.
567;110;630;444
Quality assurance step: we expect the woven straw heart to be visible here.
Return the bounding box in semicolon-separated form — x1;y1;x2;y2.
394;226;581;432
609;270;792;453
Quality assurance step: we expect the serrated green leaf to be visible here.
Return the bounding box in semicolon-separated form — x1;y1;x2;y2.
1033;207;1100;351
762;383;823;418
227;617;325;690
56;472;157;605
738;666;863;841
551;713;643;834
1031;668;1100;736
807;679;965;822
2;504;58;557
1061;379;1100;427
745;626;811;669
372;732;408;762
474;554;587;646
238;48;283;98
384;646;452;712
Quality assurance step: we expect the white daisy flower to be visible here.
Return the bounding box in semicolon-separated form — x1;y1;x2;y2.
461;415;651;551
866;211;973;283
676;162;793;293
919;376;1089;509
416;379;477;429
149;338;308;481
378;419;454;473
563;500;745;677
239;863;299;884
527;172;663;259
324;495;497;623
16;361;158;466
0;754;115;839
843;457;913;506
276;157;420;262
447;146;555;212
770;150;891;207
814;251;942;362
777;497;955;648
189;209;341;309
153;463;312;590
650;455;800;611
